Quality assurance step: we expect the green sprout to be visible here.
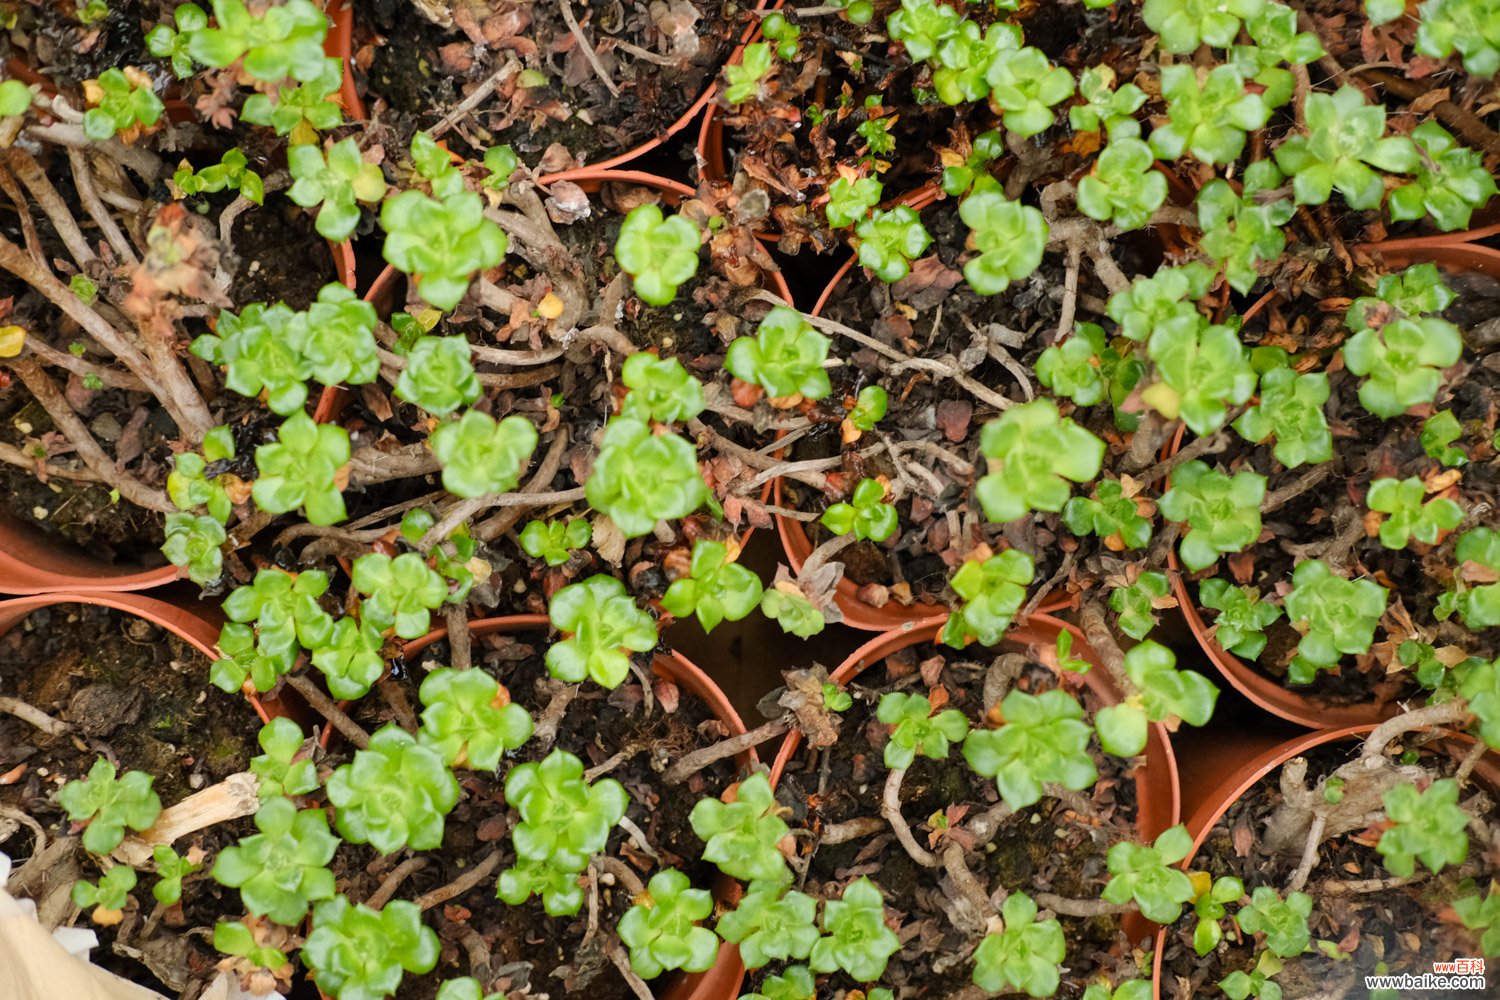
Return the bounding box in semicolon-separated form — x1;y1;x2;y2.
691;771;790;883
1037;322;1108;407
58;758;162;856
617;869;719;979
304;897;440;1000
241;67;343;137
418;667;533;770
326;725;461;854
310;615;386;699
1366;477;1463;549
1157;461;1266;572
1197;166;1295;294
0;79;31;118
958;176;1049;295
395;335;481;416
73;865;137;915
984;46;1075;138
545;574;658;689
964;688;1095;810
1391;121;1499;231
725;42;773;105
808;877;901;982
146;4;208;78
941;130;1004;195
249;717;319;801
223;567;333;657
877;691;970;769
974;399;1105;523
1108;263;1214;344
761;585;827;638
1101;824;1195;923
83;68;164;140
1453;884;1500;956
382;190;508;311
214;920;290;978
519;518;591;566
430;410;538;499
1143;321;1257;435
1416;0;1500;77
187;0;331;83
1199;580;1282;660
1377;779;1470;877
211;623;295;695
1095;641;1219;757
742;965;816;1000
174;148;264;205
621;353;705;424
351;552;448;640
855;206;932;283
287;138;389;242
1231;3;1325;107
252;413;349;525
1343;315;1463;419
717;882;819;969
1144;0;1267;53
1233;364;1332;469
1110;571;1170;640
1077;135;1169;231
941;549;1036;647
436;979;505;1000
971;892;1066;998
586;417;707;538
150;845;199;907
1237;887;1312;958
1457;657;1500;749
1150;65;1269;165
504;748;627;877
726;306;833;401
821;478;899;542
1282;560;1389;685
847;385;888;432
761;12;801;59
662;539;765;633
162;513;226;585
1063;478;1153;550
886;0;961;62
826;175;884;228
1070;65;1146;134
1422;410;1469;467
1191;874;1245;956
1221;950;1284;1000
212;796;338;924
615;204;702;306
1273;85;1418;209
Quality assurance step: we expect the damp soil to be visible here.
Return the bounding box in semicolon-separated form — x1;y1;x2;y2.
4;0;152;92
1158;738;1496;998
780;198;1159;605
328;626;742;1000
1193;273;1500;708
353;0;742;158
0;602;258;997
765;640;1146;1000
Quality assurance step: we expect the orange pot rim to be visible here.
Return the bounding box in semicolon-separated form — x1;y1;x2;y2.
768;612;1179;945
1148;723;1498;998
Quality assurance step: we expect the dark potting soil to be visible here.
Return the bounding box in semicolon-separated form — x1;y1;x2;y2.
767;640;1145;1000
336;627;741;1000
0;381;171;562
1193;275;1500;708
1158;739;1495;998
785;198;1158;604
226;196;342;309
6;0;151;92
353;0;742;159
0;603;257;997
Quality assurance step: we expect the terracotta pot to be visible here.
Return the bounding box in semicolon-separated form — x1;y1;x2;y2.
772;210;1070;630
1173;238;1500;729
770;612;1181;943
323;0;365;122
1149;723;1500;998
402;614;755;1000
0;590;301;728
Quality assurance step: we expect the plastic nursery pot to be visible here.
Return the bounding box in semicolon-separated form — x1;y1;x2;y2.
769;612;1182;944
1171;237;1500;729
771;232;1071;631
526;0;776;187
1148;723;1500;999
0;590;299;728
402;614;756;1000
322;0;365;123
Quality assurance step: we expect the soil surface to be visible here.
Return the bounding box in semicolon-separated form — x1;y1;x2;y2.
766;638;1146;1000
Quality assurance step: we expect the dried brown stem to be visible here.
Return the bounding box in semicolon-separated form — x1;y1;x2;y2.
882;767;939;867
283;674;370;750
67;148;137;265
0;441;102;482
1263;461;1337;515
593;853;646;897
1078;600;1134;697
1032;892;1133;917
661;718;789;784
0;695;72;736
557;0;619;97
415;850;504;911
5;147;95;266
366;856;426;909
1363;702;1472;760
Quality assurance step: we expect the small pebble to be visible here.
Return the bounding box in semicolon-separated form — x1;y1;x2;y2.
189;772;204;789
31;506;47;520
